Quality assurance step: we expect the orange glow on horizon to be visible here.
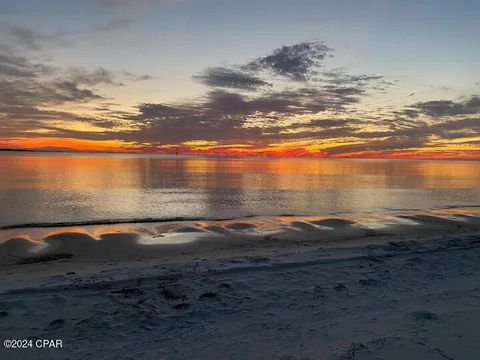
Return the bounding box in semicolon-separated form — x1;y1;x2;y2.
1;136;479;160
0;137;141;153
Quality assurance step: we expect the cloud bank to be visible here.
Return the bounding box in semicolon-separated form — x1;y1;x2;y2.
1;37;479;159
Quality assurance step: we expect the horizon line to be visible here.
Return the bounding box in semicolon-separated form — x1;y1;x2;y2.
1;147;480;162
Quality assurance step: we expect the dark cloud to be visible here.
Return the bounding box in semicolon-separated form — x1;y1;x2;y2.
193;67;270;90
426;117;480;140
0;53;101;106
0;51;107;138
322;85;364;97
244;41;332;81
322;70;383;85
68;67;118;86
291;118;356;128
50;81;101;102
109;86;367;145
399;109;420;118
324;135;430;155
203;86;362;115
193;41;336;92
1;25;49;50
336;116;480;154
0;77;101;130
137;103;194;118
321;70;396;95
204;89;292;114
129;105;248;144
193;41;388;103
0;23;67;51
406;96;480;117
0;53;54;78
324;116;480;154
1;15;135;54
0;49;160;141
0;52;153;123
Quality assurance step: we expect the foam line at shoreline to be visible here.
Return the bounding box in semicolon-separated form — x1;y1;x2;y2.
0;207;479;267
0;215;267;230
2;204;480;230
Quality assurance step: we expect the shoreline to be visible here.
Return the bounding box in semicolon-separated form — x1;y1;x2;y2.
3;203;480;230
0;206;479;283
2;148;480;162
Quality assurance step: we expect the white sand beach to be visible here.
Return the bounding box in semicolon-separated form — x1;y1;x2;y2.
1;208;480;359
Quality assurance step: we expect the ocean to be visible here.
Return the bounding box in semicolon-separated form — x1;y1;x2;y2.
0;152;479;228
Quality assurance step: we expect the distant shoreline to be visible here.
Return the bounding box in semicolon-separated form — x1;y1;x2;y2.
1;148;479;162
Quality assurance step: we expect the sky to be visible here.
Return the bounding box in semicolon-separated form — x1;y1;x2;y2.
0;0;479;159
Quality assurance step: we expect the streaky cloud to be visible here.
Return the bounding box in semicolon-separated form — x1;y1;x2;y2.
405;96;480;117
193;67;270;90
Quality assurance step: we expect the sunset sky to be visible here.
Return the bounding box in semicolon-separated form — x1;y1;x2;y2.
0;0;479;158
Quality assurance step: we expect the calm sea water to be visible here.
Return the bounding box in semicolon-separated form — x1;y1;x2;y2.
0;152;479;227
